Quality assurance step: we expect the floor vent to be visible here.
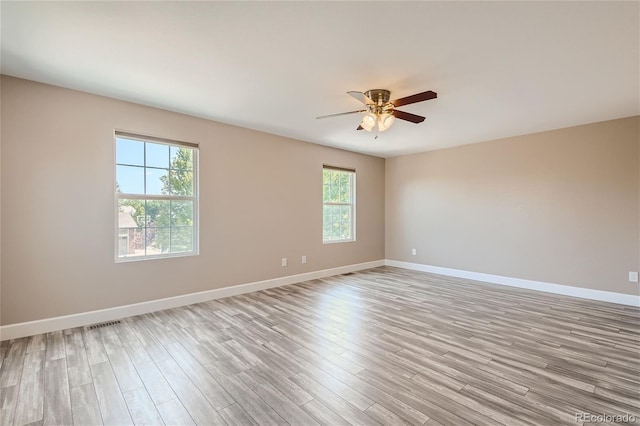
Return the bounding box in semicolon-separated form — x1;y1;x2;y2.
87;320;122;330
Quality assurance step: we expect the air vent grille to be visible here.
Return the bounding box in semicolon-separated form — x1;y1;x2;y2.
87;320;121;330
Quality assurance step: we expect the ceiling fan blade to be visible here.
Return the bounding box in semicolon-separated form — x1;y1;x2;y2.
391;90;437;107
347;91;374;105
392;110;426;123
356;125;364;131
316;110;366;119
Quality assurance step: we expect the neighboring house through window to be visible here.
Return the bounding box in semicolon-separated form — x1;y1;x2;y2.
115;131;199;261
323;165;355;243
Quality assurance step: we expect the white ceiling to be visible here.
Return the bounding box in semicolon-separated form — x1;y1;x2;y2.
2;1;638;157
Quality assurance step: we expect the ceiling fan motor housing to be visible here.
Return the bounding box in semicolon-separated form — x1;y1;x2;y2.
365;89;391;106
364;89;395;116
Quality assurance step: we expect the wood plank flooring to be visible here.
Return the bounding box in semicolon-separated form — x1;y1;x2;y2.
1;266;639;425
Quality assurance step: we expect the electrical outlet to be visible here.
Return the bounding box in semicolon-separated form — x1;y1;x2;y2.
630;272;639;283
282;258;287;267
412;248;417;256
302;255;307;264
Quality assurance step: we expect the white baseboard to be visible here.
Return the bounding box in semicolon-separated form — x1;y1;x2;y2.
0;260;385;341
385;260;640;307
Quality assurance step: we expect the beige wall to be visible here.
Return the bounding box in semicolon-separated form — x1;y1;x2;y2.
0;76;385;325
386;116;640;296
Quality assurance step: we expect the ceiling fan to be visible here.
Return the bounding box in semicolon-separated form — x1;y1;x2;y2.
317;89;437;133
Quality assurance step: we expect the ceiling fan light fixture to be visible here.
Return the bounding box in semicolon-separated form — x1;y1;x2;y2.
378;113;395;131
361;113;376;132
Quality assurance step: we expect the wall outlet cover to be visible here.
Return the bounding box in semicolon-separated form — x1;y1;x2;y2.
630;271;639;283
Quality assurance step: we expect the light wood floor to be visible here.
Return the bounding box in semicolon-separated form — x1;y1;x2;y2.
1;267;639;426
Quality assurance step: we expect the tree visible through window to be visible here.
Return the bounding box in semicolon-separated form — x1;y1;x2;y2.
323;166;355;243
115;132;198;260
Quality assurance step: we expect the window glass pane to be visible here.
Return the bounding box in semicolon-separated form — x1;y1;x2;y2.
326;204;341;241
169;169;193;196
323;170;330;202
146;142;170;169
119;199;146;228
146;227;170;255
342;205;351;239
116;165;144;194
336;216;341;240
171;226;193;253
341;175;351;203
171;201;193;226
120;228;145;257
331;171;340;189
170;146;193;170
146;200;170;254
146;168;169;195
116;138;144;166
330;172;340;202
146;200;170;227
323;205;331;238
118;200;145;258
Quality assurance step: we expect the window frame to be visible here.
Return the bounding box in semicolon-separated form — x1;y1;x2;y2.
114;130;199;262
322;165;356;244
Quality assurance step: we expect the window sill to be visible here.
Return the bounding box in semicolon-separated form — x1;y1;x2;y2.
115;251;199;263
323;239;356;244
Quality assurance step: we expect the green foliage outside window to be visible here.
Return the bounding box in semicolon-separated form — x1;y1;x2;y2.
323;168;354;242
116;137;196;258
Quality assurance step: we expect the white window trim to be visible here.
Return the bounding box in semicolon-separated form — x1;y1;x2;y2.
323;166;356;244
114;131;199;262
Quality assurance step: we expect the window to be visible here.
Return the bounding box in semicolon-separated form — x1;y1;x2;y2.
323;165;355;243
115;131;198;261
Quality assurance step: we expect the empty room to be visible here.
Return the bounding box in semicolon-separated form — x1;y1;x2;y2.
1;1;639;425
